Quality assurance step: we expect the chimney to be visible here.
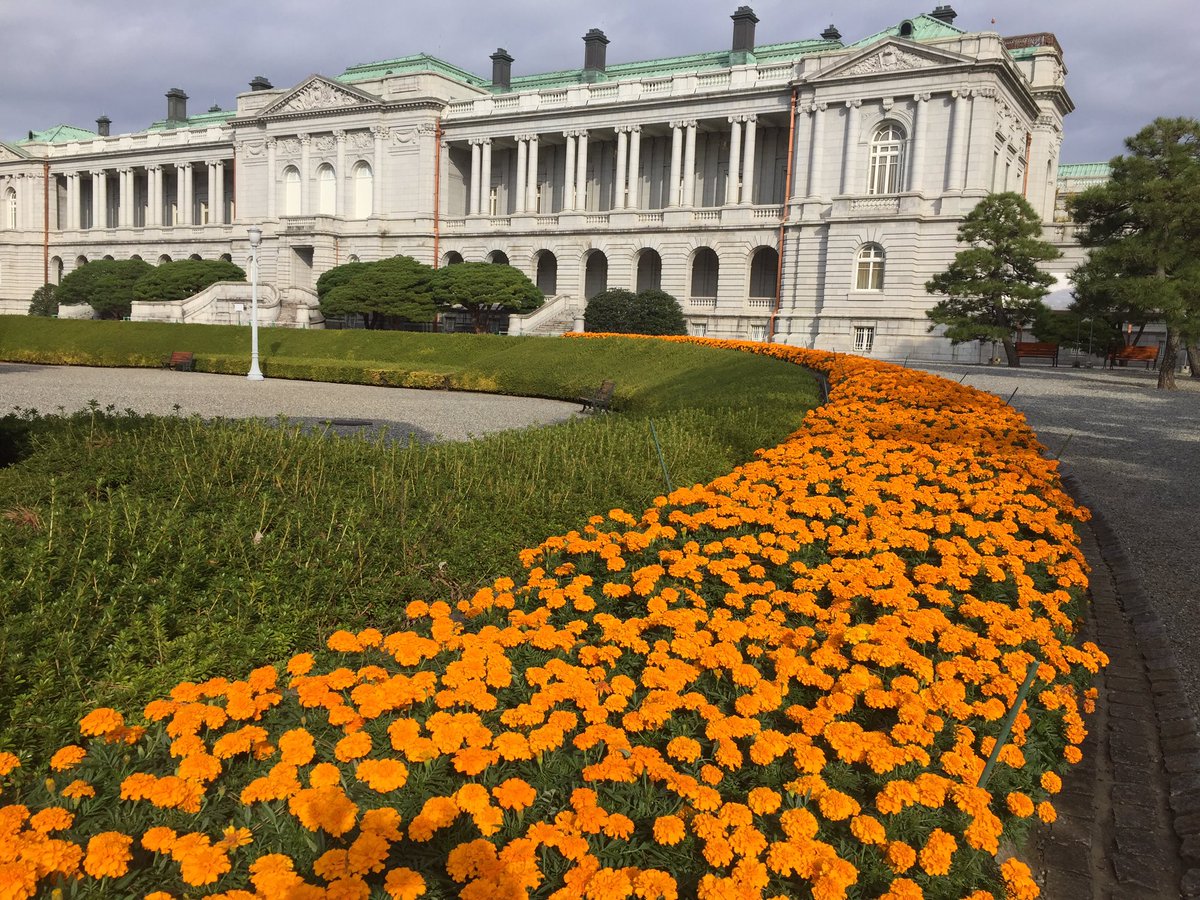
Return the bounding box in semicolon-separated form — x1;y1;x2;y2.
730;6;759;65
165;88;188;123
490;48;514;91
95;116;111;137
582;28;609;81
821;24;842;41
249;75;273;92
930;5;957;24
208;104;222;113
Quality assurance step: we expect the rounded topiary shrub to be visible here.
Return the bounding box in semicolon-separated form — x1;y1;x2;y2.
584;288;686;336
57;258;153;319
583;289;637;334
131;259;246;304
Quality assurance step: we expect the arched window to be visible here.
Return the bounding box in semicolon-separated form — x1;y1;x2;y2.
3;188;15;230
443;251;464;266
189;253;203;261
535;251;558;295
691;248;719;298
219;253;232;263
487;250;510;265
636;249;662;292
868;124;906;195
158;254;172;265
353;162;373;219
855;243;885;291
347;254;361;264
282;166;301;216
317;164;336;216
51;257;63;285
748;247;779;299
584;251;608;300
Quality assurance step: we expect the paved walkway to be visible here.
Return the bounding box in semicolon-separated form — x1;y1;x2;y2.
919;362;1200;898
0;363;579;442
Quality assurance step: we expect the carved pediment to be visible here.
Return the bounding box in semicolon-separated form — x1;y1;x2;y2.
260;76;381;118
0;142;29;162
813;39;971;82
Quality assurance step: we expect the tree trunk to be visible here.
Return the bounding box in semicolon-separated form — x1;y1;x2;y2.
471;306;486;334
1002;336;1020;367
1157;328;1180;390
1187;343;1200;378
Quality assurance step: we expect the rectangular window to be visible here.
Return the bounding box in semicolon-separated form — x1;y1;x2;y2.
853;325;875;353
690;322;707;337
749;324;766;342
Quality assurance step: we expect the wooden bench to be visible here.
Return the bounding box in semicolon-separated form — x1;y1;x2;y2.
579;379;616;413
1108;344;1159;369
161;351;195;372
1015;341;1060;366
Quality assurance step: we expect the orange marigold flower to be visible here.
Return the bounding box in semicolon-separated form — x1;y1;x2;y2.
0;752;20;778
310;762;343;788
218;826;254;850
30;807;74;833
1037;801;1057;824
355;758;409;793
1064;745;1082;764
879;877;925;900
886;840;917;874
1001;858;1040;900
747;787;782;816
328;630;363;653
849;814;887;846
384;866;427;900
918;828;957;877
83;831;134;879
1006;792;1035;818
653;815;686;846
177;842;232;886
493;778;536;811
60;779;95;800
289;786;359;837
49;745;86;772
666;736;702;763
79;708;124;737
1040;771;1063;794
287;652;316;676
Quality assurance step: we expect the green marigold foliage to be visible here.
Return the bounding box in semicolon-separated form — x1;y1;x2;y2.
319;256;437;330
27;284;57;318
131;259;246;304
56;258;154;320
432;261;544;333
584;289;686;335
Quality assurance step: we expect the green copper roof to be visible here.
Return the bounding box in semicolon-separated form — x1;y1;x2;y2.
146;107;235;132
850;13;965;48
1058;162;1110;179
16;124;97;145
338;53;490;87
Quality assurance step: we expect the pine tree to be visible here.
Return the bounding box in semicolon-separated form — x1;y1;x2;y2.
925;192;1061;367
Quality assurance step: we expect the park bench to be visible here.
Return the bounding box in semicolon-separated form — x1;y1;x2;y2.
579;379;616;413
1015;341;1059;366
161;351;195;372
1107;344;1159;369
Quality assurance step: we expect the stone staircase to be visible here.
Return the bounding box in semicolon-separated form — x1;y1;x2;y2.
508;294;583;336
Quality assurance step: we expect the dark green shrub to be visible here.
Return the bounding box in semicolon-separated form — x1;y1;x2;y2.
433;261;544;333
585;289;686;335
583;289;637;333
131;259;246;303
27;284;57;318
57;258;153;319
320;256;437;329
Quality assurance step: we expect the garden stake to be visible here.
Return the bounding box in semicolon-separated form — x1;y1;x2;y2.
649;420;673;494
978;662;1040;790
1005;386;1020;406
959;373;968;383
1054;433;1074;460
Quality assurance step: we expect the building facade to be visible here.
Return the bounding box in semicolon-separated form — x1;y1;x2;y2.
0;7;1080;358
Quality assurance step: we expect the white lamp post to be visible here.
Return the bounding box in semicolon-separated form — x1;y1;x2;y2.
246;226;264;381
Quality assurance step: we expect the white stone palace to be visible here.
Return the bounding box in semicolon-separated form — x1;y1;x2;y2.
0;7;1090;357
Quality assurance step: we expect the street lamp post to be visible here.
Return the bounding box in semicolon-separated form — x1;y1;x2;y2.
247;226;264;381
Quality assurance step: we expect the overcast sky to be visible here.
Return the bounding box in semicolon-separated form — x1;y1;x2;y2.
2;1;1194;164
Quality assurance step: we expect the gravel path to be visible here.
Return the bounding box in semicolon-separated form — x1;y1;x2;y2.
0;363;579;443
918;361;1200;726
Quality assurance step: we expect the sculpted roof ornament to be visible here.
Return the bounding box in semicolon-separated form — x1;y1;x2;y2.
844;45;927;76
812;38;972;84
259;76;381;118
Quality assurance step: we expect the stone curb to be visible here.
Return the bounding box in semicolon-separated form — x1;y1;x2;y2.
1063;473;1200;898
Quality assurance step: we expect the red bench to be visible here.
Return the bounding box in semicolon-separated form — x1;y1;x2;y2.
1107;345;1159;369
1015;341;1059;366
161;351;195;372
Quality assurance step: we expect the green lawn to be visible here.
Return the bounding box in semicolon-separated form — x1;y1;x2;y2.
0;323;819;763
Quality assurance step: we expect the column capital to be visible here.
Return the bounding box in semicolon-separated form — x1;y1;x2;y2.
90;168;106;177
333;129;346;141
176;161;192;171
265;137;277;149
951;88;971;100
881;97;895;112
146;164;161;173
914;91;932;103
845;99;862;109
727;114;745;125
973;87;998;100
370;125;388;139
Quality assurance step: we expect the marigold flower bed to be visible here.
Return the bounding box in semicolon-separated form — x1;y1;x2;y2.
0;341;1106;899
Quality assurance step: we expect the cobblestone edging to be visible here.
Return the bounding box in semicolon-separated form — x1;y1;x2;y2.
1050;474;1200;898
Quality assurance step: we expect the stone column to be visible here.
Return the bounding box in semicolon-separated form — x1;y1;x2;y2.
148;166;162;227
965;88;995;191
526;135;540;213
122;168;135;227
515;136;528;214
299;134;312;214
575;130;589;211
682;121;698;207
726;116;743;206
563;132;577;210
469;140;482;216
372;126;385;217
614;127;628;210
481;138;493;216
626;126;641;209
948;89;970;192
741;115;758;204
668;122;683;207
807;103;827;198
266;139;277;219
207;162;218;225
92;170;105;229
840;100;861;195
67;173;79;229
214;161;225;224
334;131;346;218
176;163;192;225
909;93;930;193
